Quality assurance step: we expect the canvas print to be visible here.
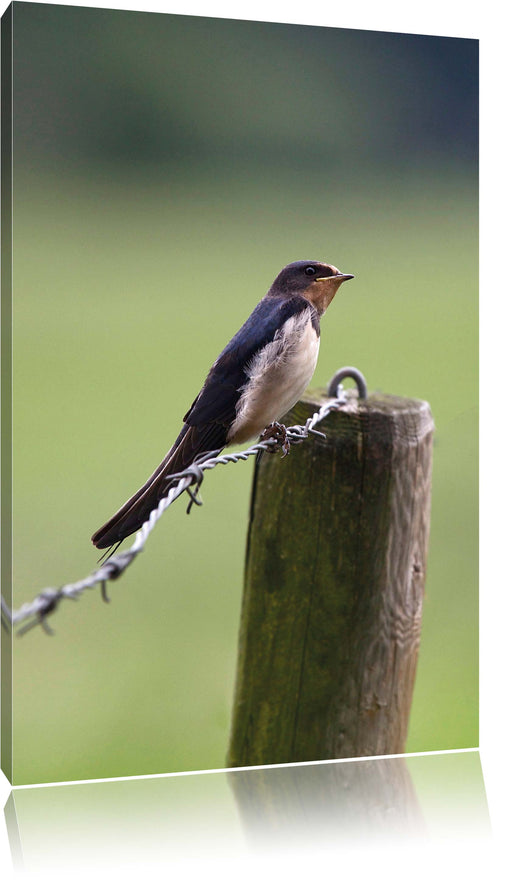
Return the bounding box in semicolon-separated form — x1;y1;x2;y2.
1;2;478;785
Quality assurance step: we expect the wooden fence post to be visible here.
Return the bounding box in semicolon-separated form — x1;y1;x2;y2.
227;386;434;767
228;756;424;842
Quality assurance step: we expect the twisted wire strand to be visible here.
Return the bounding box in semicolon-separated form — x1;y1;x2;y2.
1;370;365;637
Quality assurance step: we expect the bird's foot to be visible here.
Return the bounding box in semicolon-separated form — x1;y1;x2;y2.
260;421;290;457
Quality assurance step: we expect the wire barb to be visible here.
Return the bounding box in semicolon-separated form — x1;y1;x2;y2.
2;367;367;636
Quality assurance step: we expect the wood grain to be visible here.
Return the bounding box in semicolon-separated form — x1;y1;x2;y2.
227;389;434;766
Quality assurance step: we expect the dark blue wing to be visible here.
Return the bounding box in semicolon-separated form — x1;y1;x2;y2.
91;294;314;549
184;295;312;428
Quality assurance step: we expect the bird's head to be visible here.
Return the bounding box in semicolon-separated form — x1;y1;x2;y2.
268;260;354;314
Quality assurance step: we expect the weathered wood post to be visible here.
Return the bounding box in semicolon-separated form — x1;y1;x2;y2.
227;381;434;767
228;756;424;842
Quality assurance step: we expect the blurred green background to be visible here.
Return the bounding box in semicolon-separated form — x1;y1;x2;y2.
8;2;478;784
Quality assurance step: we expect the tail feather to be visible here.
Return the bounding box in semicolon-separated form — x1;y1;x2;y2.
91;422;227;549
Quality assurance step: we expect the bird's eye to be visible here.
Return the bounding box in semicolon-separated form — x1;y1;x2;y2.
304;266;317;276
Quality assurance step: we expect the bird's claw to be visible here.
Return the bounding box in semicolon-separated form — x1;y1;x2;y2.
260;422;291;458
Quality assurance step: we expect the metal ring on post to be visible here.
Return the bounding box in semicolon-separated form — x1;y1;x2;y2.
327;367;368;401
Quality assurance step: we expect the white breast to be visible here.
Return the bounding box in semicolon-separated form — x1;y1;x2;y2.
228;310;320;444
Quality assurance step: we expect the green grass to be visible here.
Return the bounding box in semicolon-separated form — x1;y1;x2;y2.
10;164;477;783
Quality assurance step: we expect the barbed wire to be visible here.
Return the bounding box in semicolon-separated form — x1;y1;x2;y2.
1;368;367;637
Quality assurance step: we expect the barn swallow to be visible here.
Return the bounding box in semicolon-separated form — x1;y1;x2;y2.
91;260;353;549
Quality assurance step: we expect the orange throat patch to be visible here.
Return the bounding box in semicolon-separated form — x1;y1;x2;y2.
302;277;344;315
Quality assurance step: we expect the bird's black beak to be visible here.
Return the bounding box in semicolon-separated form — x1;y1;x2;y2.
316;272;354;283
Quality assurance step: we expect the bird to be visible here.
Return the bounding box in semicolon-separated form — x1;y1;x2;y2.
91;259;354;549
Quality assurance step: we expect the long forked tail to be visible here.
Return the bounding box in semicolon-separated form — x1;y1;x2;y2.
91;423;225;549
